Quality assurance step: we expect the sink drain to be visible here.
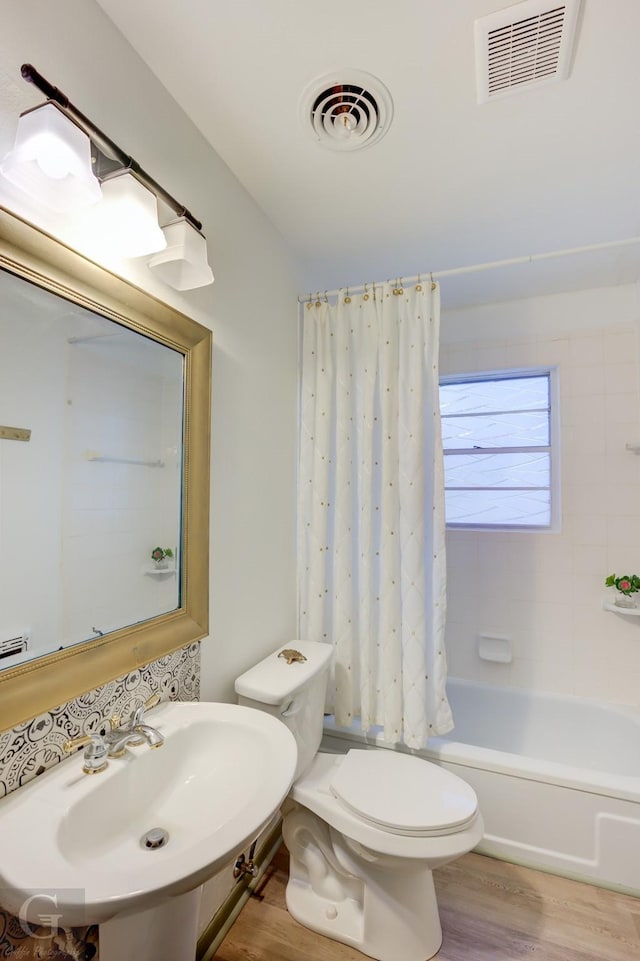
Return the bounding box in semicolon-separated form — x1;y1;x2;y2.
141;827;169;850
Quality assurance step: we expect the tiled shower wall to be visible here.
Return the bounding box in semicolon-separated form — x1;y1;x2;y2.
1;290;183;666
61;339;184;646
441;283;640;705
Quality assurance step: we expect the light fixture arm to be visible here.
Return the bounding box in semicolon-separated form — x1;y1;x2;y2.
20;63;203;233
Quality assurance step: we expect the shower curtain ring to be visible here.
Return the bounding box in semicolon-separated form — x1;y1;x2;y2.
416;273;423;292
315;291;322;307
430;272;436;291
363;283;370;301
344;287;351;304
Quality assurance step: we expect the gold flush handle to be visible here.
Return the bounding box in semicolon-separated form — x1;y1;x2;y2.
278;648;307;665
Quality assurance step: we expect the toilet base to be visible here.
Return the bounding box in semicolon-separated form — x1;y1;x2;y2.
283;804;443;961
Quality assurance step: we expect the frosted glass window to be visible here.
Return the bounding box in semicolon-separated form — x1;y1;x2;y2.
445;489;551;527
444;451;550;488
440;369;555;530
441;411;549;449
440;375;549;415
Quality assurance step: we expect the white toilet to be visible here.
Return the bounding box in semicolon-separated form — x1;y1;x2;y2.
235;640;483;961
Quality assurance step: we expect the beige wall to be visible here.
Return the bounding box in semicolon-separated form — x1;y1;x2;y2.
441;282;640;705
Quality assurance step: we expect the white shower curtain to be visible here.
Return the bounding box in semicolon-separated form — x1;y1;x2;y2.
297;281;453;749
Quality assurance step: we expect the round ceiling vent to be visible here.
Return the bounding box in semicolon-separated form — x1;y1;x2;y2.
300;70;393;152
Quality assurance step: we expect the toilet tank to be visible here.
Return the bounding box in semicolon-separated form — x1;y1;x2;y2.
235;641;332;780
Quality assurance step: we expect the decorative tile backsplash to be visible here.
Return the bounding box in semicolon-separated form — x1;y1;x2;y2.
0;641;200;797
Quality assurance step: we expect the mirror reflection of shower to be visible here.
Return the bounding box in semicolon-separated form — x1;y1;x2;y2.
0;267;184;668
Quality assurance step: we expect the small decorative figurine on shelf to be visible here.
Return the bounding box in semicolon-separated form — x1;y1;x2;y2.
151;546;174;569
605;573;640;608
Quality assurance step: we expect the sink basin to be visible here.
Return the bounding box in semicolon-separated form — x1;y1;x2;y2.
0;700;296;956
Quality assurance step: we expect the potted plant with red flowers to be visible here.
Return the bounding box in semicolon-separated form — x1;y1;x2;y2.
151;546;174;569
605;573;640;608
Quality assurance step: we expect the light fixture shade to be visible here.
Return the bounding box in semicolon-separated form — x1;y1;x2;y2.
148;219;214;290
95;171;167;258
0;102;101;212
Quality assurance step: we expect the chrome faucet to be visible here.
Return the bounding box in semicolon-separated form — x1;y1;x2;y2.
108;692;165;755
131;723;164;748
64;692;164;773
129;692;162;730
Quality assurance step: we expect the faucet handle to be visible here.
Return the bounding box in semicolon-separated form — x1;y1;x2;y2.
144;692;162;712
63;733;92;753
63;733;108;775
130;691;162;728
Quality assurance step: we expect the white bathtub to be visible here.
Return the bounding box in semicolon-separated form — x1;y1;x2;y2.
323;678;640;895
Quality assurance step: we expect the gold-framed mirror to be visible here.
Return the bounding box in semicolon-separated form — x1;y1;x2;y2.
0;206;211;731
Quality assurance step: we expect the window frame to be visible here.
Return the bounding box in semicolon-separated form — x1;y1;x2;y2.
439;365;560;533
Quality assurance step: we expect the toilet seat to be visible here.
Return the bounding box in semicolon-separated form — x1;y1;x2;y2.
329;749;478;837
290;750;482;860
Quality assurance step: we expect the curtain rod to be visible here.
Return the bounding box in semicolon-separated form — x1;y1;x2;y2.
297;237;640;303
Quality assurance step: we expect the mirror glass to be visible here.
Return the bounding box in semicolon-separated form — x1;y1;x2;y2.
1;268;184;668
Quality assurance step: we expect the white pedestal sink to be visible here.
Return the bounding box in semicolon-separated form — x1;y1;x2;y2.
0;701;297;961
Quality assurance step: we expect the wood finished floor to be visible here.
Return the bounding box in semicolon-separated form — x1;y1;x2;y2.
214;847;640;961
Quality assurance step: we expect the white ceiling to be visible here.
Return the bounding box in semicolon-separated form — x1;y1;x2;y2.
96;0;640;306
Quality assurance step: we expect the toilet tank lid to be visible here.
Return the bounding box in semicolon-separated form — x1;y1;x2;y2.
234;641;332;705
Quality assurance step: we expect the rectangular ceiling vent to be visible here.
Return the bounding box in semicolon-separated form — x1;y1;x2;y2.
475;0;581;103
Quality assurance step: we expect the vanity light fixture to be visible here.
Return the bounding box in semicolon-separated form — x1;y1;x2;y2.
149;217;214;289
0;64;214;288
0;101;101;213
92;170;167;258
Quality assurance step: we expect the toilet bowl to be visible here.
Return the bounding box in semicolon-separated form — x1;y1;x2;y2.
235;641;483;961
